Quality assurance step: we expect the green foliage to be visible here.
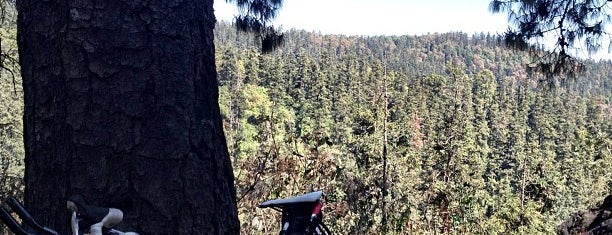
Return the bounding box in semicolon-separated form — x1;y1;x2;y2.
0;0;21;199
0;10;23;234
215;22;612;234
0;59;23;198
0;0;17;76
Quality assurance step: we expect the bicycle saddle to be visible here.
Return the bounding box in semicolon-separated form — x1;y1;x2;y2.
259;191;323;208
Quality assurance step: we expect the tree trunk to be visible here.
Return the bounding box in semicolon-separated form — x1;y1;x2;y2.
16;0;239;234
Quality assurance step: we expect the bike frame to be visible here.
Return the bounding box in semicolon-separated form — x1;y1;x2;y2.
2;192;332;235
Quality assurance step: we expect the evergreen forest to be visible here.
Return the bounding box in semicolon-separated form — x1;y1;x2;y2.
1;14;611;234
214;22;611;234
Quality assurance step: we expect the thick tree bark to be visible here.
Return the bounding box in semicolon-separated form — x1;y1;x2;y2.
17;0;239;234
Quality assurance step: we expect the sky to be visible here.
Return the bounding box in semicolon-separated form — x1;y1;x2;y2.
214;0;612;60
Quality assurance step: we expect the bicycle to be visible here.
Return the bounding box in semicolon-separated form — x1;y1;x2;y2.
259;191;332;235
0;195;138;235
2;191;332;235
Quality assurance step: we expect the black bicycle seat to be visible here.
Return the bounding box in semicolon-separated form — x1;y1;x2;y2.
259;191;323;208
67;194;110;226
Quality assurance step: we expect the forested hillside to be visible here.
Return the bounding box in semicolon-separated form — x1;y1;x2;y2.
1;15;610;235
214;22;611;234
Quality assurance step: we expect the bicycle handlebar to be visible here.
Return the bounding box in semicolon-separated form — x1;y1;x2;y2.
67;195;111;225
67;195;136;235
0;196;138;235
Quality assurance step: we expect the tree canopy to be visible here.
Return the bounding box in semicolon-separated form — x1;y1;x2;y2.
226;0;285;52
490;0;612;77
215;22;612;234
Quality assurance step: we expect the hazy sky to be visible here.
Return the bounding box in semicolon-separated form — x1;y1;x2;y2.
214;0;508;35
214;0;612;60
